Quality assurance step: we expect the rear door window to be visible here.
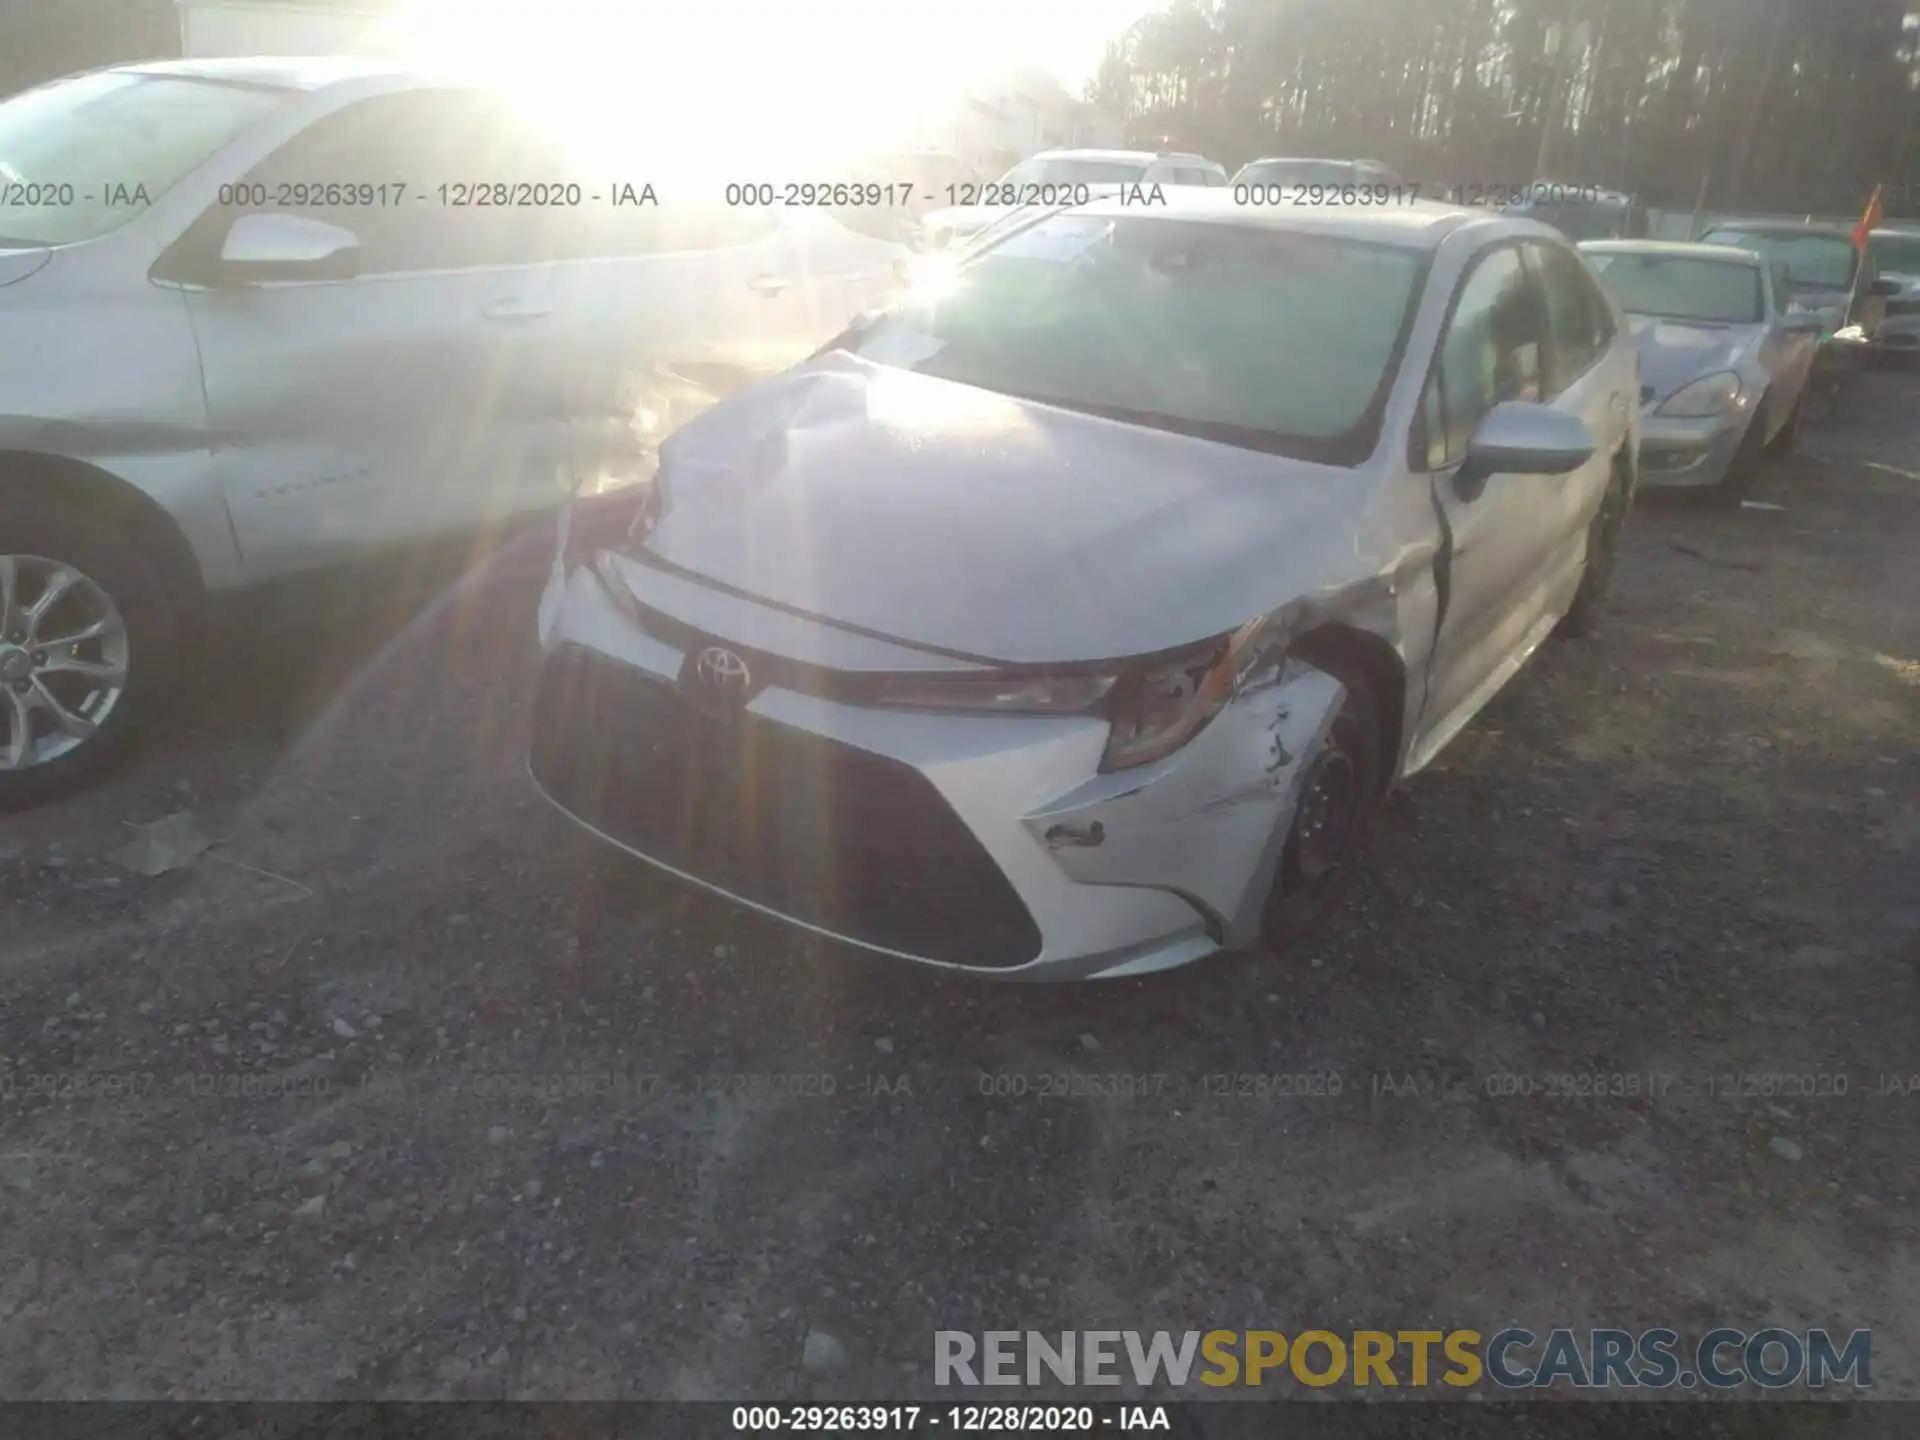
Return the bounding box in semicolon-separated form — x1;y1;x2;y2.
1526;241;1611;392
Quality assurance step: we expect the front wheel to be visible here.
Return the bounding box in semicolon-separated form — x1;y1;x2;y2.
1555;467;1630;638
1767;388;1803;455
0;493;175;811
1259;668;1383;950
1710;406;1771;509
1802;372;1839;426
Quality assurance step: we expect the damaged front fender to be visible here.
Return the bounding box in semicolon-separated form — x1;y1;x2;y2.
1021;658;1347;949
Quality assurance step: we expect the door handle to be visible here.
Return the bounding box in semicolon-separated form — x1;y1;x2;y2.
482;299;554;322
748;274;793;296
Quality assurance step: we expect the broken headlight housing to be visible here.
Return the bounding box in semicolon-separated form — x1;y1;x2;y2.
869;612;1295;772
1100;614;1291;772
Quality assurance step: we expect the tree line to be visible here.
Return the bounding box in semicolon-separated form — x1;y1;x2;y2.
6;0;1914;218
1089;0;1920;215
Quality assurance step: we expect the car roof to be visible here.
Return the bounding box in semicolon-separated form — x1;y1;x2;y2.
115;56;422;90
1032;148;1210;164
1066;189;1489;247
1583;239;1763;265
1699;220;1855;241
1241;156;1370;164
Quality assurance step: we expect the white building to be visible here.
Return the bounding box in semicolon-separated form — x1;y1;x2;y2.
175;0;403;57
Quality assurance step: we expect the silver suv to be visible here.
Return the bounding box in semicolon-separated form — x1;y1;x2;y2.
0;59;907;807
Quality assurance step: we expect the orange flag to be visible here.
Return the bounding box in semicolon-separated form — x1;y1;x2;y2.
1853;184;1884;249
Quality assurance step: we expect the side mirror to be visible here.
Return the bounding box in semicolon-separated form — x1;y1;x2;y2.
218;212;360;284
1870;275;1903;297
1456;401;1596;497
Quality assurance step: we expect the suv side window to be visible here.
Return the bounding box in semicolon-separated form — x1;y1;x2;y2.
232;90;569;274
1527;241;1610;393
1422;246;1548;467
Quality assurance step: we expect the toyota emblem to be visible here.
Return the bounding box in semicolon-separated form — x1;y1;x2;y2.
693;645;753;701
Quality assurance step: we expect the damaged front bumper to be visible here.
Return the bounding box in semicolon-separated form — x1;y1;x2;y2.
528;553;1349;981
1636;411;1749;490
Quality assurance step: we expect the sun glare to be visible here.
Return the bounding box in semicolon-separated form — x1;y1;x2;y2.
381;0;1006;193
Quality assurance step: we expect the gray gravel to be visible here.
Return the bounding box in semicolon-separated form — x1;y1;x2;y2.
1;370;1915;1400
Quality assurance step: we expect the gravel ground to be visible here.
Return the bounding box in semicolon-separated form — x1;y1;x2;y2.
1;369;1915;1402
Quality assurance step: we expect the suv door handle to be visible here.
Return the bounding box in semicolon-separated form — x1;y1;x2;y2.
482;299;553;322
748;274;793;296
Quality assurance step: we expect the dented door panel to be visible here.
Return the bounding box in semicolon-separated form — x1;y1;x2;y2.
1021;661;1346;940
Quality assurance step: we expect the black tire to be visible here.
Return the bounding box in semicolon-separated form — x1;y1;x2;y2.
1555;464;1631;639
1710;407;1770;509
1766;389;1802;456
1259;661;1383;951
0;489;177;812
1802;376;1837;426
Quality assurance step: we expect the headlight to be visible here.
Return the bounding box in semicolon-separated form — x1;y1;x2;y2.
1101;614;1289;772
871;612;1293;772
873;673;1114;714
1656;371;1746;418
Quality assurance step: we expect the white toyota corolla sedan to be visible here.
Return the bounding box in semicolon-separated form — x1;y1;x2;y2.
529;193;1641;981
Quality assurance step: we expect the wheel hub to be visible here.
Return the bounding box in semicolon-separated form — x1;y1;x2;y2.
0;553;131;773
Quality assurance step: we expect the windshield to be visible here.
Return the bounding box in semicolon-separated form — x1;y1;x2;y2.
995;157;1152;189
1869;232;1920;277
1584;252;1763;324
848;214;1424;463
1232;160;1359;188
1700;230;1857;292
0;70;295;246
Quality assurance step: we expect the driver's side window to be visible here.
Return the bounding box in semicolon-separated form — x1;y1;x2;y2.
1422;246;1548;468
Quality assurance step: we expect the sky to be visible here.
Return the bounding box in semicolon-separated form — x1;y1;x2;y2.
386;0;1164;97
372;0;1167;171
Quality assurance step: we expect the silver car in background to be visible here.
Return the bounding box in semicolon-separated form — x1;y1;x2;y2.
916;149;1228;250
530;196;1640;982
1868;227;1920;358
1582;240;1821;502
0;59;907;808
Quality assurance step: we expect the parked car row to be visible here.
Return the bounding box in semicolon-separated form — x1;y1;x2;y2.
0;58;1897;989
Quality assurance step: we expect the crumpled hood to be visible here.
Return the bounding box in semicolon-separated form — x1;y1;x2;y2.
638;353;1367;665
920;205;1005;238
0;246;52;289
1627;315;1759;402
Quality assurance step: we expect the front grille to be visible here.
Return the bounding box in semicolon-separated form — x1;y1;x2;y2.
530;644;1044;969
1639;443;1700;472
1884;298;1920;317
